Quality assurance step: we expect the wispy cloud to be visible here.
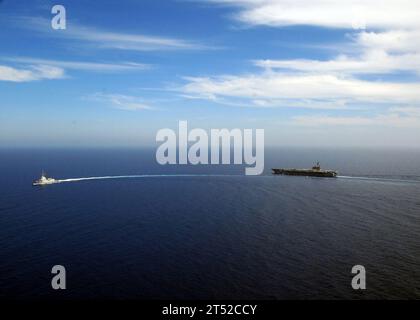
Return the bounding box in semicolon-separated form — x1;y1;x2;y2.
292;112;420;128
87;93;155;111
5;57;151;72
206;0;420;30
0;55;151;82
0;64;64;82
255;51;420;75
181;73;420;105
254;27;420;76
389;106;420;117
21;17;209;51
184;0;420;126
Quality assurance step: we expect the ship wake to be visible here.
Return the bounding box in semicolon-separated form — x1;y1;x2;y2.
56;174;240;184
337;175;420;184
39;174;420;185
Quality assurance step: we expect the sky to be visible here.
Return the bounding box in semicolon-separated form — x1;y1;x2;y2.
1;0;420;147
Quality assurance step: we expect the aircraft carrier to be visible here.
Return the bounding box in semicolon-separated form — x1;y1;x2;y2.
272;162;337;178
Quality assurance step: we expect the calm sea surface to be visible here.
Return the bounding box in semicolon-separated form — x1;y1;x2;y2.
0;148;419;299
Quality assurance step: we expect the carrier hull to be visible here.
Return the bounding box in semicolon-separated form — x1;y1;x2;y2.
272;168;337;178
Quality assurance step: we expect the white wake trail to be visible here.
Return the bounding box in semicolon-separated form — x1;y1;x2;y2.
337;175;419;184
56;174;241;183
48;174;420;185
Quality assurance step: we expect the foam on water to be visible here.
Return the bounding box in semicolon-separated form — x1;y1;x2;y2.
337;175;420;184
56;174;242;183
53;173;420;185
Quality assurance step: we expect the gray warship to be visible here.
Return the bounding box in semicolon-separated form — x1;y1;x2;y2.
272;162;337;178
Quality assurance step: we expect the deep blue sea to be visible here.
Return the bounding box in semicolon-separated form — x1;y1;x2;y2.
1;148;419;299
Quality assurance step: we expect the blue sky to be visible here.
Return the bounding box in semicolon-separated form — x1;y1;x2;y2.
1;0;420;147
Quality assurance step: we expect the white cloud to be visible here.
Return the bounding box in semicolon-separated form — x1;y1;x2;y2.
292;112;420;127
23;17;207;51
292;115;376;126
357;29;420;53
88;93;155;111
182;73;420;104
255;50;420;75
183;0;420;124
0;57;150;82
389;106;420;117
0;64;64;82
208;0;420;30
6;57;151;72
254;27;420;76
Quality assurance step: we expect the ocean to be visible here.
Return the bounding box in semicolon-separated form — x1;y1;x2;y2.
0;147;419;299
